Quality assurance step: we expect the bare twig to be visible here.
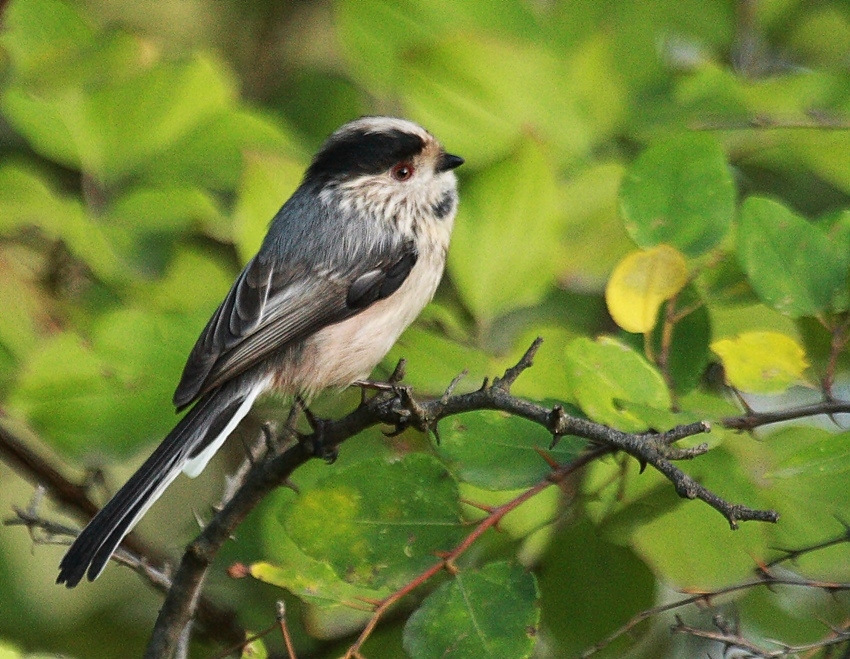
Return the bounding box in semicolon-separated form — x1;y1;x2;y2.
672;615;850;657
722;400;850;431
0;423;244;649
585;578;850;657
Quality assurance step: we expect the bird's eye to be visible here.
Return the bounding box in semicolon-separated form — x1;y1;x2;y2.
390;162;415;182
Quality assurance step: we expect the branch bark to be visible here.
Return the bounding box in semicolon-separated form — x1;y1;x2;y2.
144;339;779;658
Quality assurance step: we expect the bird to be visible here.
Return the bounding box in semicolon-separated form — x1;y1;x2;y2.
57;116;464;587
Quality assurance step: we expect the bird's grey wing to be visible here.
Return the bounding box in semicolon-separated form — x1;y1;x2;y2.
173;240;418;410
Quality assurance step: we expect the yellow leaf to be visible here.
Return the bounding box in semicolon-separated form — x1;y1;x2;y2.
605;245;689;333
711;331;809;393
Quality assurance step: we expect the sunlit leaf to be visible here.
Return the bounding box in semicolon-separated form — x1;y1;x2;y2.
711;331;809;393
563;337;671;431
239;634;267;659
605;245;688;334
403;562;539;659
2;54;234;182
336;0;542;96
0;0;94;79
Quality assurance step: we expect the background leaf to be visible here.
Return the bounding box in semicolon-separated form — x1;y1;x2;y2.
449;140;562;325
619;133;735;256
738;196;846;317
711;331;810;393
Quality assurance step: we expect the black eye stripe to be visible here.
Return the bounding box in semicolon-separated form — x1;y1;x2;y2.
307;129;426;183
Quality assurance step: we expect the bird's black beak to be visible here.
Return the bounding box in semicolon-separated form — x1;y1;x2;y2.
437;152;464;172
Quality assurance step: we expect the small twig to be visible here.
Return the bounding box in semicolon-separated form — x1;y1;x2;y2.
582;569;850;657
723;400;850;431
0;422;244;649
277;601;298;659
672;615;850;657
691;113;850;131
766;524;850;569
492;336;542;391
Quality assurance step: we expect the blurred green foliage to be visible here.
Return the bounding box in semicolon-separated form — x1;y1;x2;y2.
2;0;850;658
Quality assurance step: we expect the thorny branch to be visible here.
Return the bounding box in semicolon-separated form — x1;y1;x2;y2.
140;337;778;659
11;335;850;657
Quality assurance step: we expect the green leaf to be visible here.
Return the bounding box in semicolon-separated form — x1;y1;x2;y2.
538;519;655;655
600;446;772;588
816;209;850;312
557;162;633;287
695;252;759;307
142;108;297;193
449;141;562;325
239;635;267;659
0;641;24;659
403;562;539;659
104;187;224;275
8;309;197;455
336;0;541;97
384;325;491;394
140;247;234;314
619;134;735;256
761;428;850;572
438;411;586;490
738;196;845;317
458;483;561;541
282;453;465;589
563;337;671;431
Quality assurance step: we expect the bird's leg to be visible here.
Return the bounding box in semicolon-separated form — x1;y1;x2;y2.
296;396;338;464
352;359;407;404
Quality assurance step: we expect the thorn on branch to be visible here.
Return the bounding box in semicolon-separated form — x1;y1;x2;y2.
533;447;561;471
459;498;497;514
388;359;407;384
492;337;543;392
441;370;468;404
549;405;568;447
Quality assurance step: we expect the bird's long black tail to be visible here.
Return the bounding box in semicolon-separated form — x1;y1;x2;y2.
57;378;263;588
